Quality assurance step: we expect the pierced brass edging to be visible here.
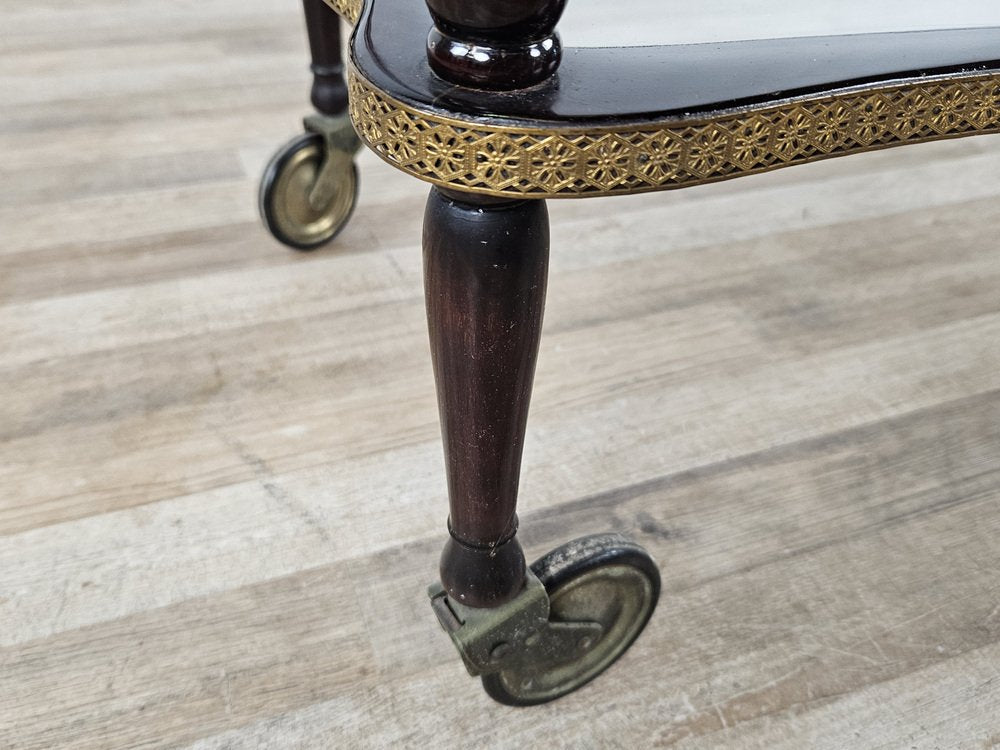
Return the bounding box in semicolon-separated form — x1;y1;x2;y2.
321;0;362;24
348;69;1000;198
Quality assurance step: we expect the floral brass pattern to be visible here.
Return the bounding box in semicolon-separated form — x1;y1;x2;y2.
322;0;362;24
348;70;1000;198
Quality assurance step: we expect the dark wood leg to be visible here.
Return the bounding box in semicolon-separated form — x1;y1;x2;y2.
423;188;549;608
423;0;567;88
302;0;348;115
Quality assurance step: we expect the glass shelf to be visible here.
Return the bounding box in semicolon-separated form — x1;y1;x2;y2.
559;0;1000;47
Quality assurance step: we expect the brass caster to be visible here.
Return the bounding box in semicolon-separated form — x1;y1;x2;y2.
259;113;360;250
429;533;660;706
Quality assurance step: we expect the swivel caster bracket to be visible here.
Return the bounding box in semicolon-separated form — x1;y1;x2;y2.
302;113;361;212
428;534;660;705
429;569;603;678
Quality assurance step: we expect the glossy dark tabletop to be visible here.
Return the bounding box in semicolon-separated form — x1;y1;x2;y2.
352;0;1000;124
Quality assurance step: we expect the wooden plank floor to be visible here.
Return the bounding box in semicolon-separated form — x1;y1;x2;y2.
2;2;1000;748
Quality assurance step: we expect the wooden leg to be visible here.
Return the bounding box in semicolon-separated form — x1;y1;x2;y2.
301;0;348;116
423;188;549;608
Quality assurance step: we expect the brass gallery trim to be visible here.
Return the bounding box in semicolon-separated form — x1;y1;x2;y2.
322;0;362;24
348;68;1000;198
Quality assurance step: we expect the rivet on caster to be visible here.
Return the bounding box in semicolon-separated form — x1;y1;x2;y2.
258;113;361;250
429;533;660;706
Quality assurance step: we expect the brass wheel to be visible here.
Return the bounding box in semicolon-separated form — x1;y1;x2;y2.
482;534;660;706
259;132;358;250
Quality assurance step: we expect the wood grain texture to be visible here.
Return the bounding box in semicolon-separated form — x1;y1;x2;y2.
1;1;999;748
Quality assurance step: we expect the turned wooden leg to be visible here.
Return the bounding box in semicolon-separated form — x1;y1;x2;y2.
302;0;348;115
423;188;549;608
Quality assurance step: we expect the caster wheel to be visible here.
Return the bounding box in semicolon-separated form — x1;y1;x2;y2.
259;131;358;250
482;533;660;706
